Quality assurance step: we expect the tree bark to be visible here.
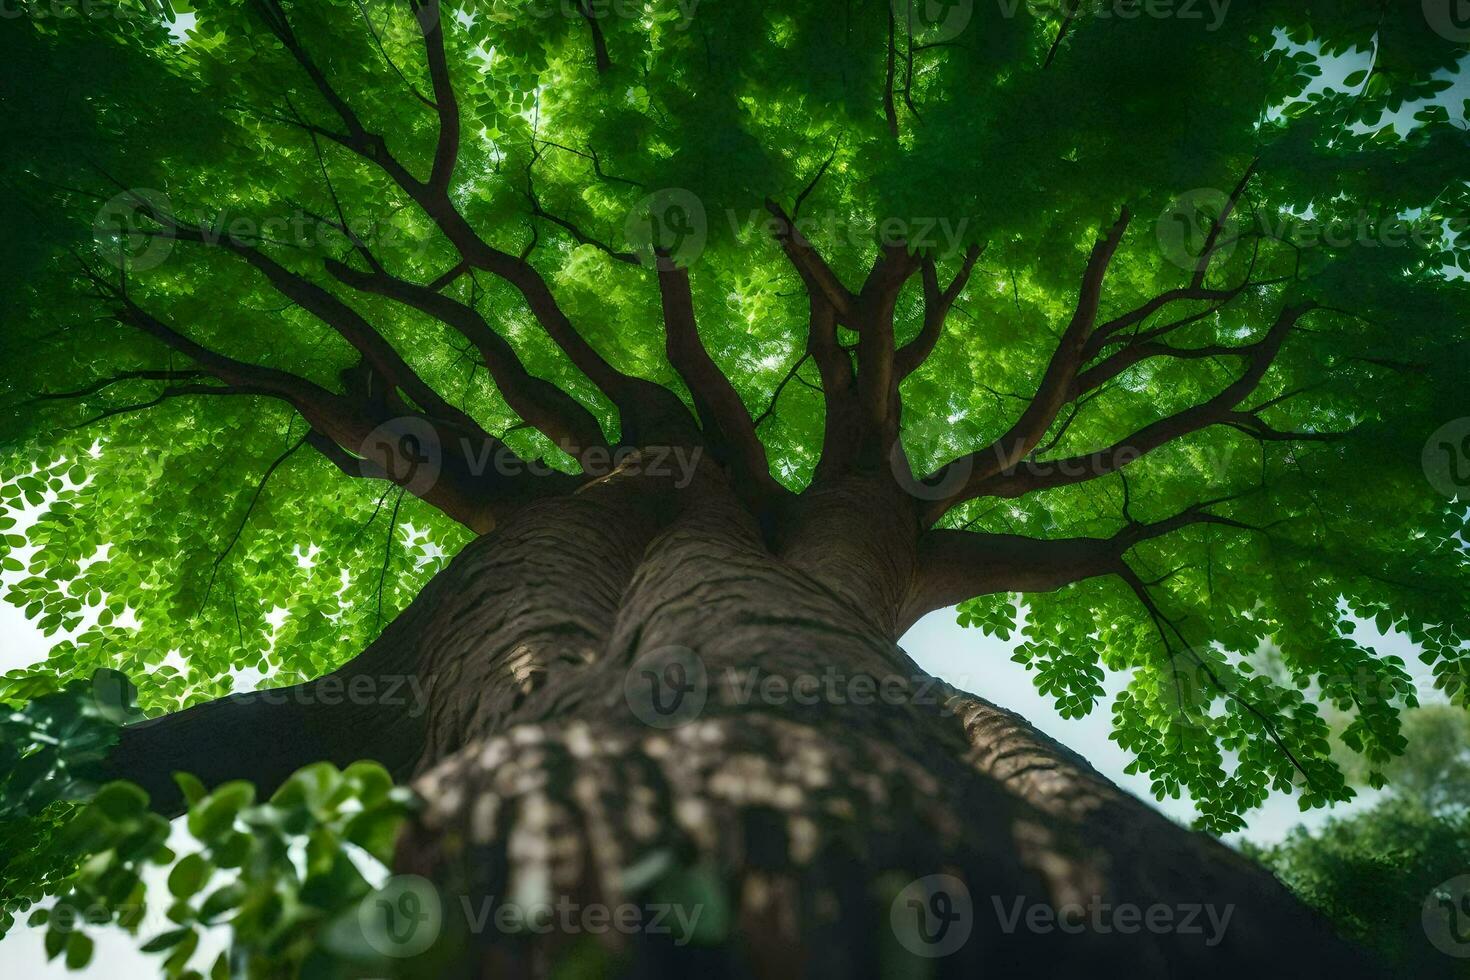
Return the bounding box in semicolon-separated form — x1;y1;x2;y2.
109;463;1378;977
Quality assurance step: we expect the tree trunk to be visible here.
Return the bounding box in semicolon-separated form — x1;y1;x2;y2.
109;463;1375;977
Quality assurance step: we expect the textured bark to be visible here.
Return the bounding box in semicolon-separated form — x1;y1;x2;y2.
931;683;1370;976
319;471;1369;979
107;464;1376;977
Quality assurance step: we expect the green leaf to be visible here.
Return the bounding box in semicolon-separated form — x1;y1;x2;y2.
187;782;254;842
198;882;247;923
167;853;212;899
173;773;207;807
140;927;193;953
64;930;94;969
92;782;149;822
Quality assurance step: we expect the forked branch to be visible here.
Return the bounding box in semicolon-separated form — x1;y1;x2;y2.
920;209;1131;515
655;263;783;502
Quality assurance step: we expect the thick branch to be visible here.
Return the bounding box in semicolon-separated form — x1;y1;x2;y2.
101;631;426;816
180;224;479;434
895;243;983;379
763;200;858;323
411;0;461;194
655;264;781;501
251;0;664;430
923;210;1130;513
901;501;1261;630
326;258;608;461
852;246;922;461
109;192;483;442
804;294;863;480
953;302;1316;506
577;0;612;74
98;277;556;532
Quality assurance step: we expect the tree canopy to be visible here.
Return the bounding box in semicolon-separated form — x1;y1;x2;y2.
2;0;1468;865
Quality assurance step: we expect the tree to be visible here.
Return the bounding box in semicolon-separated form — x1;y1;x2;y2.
1247;703;1470;976
1;0;1468;976
1248;799;1470;977
1391;706;1470;809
